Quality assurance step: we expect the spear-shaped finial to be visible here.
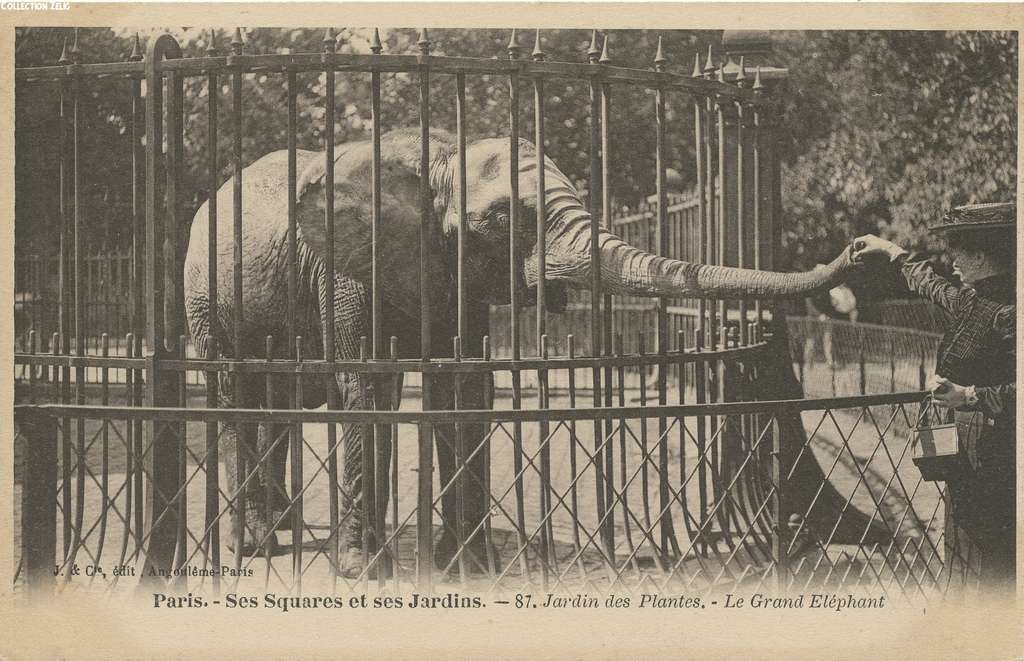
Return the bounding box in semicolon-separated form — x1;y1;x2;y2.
598;34;610;64
370;27;382;54
753;65;764;91
691;51;702;77
531;29;544;60
70;27;81;63
587;29;600;63
507;28;521;60
126;32;143;62
323;27;336;52
231;27;244;55
735;55;747;86
205;28;218;57
703;44;715;77
417;28;430;55
58;34;71;65
653;35;667;71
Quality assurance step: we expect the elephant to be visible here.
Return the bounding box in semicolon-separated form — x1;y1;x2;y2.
184;127;856;576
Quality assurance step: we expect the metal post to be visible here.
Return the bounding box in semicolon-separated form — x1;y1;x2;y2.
17;408;58;600
139;32;184;585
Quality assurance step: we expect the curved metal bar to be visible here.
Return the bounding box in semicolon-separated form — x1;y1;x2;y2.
19;390;931;427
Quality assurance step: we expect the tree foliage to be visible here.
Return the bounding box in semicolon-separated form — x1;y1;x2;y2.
776;30;1017;269
15;28;1018;276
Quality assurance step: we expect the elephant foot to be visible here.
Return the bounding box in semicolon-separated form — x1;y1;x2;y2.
225;509;283;557
337;547;393;580
434;534;500;575
226;532;280;558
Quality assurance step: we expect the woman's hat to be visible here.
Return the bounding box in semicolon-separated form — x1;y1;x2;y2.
929;202;1016;233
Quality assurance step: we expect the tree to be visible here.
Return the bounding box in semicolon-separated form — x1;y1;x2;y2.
775;30;1017;273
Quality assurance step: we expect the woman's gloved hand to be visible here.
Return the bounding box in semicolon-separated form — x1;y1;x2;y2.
851;234;908;264
929;374;979;409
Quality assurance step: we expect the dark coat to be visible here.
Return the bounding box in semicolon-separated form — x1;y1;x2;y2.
897;254;1016;591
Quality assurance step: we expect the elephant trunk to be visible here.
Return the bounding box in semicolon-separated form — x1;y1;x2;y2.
592;231;856;299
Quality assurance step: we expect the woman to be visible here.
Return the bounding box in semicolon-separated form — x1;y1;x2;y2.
850;202;1016;594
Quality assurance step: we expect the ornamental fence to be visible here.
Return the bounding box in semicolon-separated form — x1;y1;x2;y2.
14;27;954;601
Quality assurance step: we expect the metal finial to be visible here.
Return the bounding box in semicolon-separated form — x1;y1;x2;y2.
231;27;244;55
58;35;71;64
507;28;521;59
126;32;143;61
323;27;336;52
417;28;430;55
703;44;715;76
736;55;747;86
587;30;600;63
716;64;725;83
598;34;610;64
691;51;701;77
370;27;382;54
753;65;764;91
205;28;218;57
531;29;544;60
653;36;667;71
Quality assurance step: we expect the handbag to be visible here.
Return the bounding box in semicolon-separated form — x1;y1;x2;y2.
910;397;963;482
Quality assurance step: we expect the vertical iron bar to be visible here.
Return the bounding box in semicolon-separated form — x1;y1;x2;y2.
293;336;305;593
370;43;387;588
416;31;434;591
371;39;382;358
507;33;530;581
736;96;747;345
286;65;299;594
456;73;468;343
72;55;86;565
654;64;675;561
532;35;553;584
321;32;341;591
752;94;763;328
586;41;606;555
600;76;615;562
94;334;110;570
131;59;144;338
132;334;144;550
359;337;373;591
228;31;247;574
389;336;400;591
452;337;467;585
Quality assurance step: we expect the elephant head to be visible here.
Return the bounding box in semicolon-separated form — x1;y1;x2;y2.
454;136;856;308
294;129;855;317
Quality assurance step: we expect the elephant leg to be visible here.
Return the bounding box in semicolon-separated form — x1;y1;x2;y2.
432;371;495;574
217;370;279;556
338;371;401;576
324;276;397;577
258;373;294;530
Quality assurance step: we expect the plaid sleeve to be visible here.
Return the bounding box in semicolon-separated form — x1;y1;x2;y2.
973;305;1017;418
972;383;1016;418
894;253;963;315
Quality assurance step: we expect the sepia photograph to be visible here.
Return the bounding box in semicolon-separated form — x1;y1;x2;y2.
4;7;1021;658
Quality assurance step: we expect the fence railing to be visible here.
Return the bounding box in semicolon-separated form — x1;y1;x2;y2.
14;29;957;604
15;390;948;602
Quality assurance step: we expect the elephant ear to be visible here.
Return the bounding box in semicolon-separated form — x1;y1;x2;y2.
294;140;446;310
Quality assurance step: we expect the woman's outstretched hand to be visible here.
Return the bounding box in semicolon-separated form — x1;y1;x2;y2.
850;234;908;264
929;374;977;409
